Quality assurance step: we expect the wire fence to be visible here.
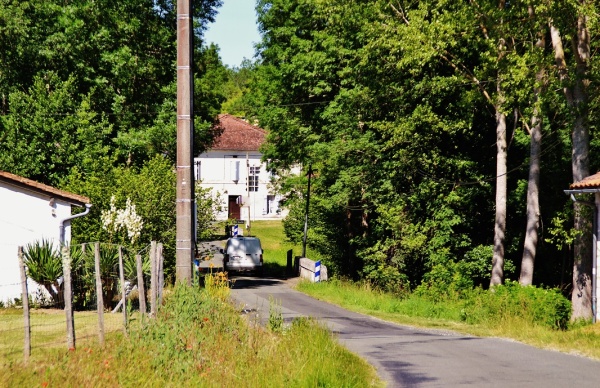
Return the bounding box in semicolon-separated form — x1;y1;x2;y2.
0;241;164;362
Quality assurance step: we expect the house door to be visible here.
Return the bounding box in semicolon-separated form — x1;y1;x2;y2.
228;195;241;220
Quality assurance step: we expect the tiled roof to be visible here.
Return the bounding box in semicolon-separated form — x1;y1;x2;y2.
211;114;266;152
570;172;600;189
0;170;90;206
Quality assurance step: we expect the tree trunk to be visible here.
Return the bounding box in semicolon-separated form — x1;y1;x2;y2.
489;0;509;287
490;106;507;287
519;25;545;286
519;104;542;285
550;16;592;320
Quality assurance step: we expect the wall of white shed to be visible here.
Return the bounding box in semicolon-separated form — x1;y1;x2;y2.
0;183;74;304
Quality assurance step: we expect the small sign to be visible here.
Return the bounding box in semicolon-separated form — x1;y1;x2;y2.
232;224;239;237
315;260;321;282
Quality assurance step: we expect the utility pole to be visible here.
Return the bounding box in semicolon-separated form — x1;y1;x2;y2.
302;165;312;258
176;0;194;284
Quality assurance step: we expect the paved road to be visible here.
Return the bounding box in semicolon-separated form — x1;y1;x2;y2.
229;275;600;388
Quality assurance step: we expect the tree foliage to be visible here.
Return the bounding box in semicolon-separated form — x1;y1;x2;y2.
249;0;600;309
0;0;224;183
0;0;227;279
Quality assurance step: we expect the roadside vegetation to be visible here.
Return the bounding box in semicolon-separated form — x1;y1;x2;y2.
297;279;600;360
248;220;600;360
1;278;381;387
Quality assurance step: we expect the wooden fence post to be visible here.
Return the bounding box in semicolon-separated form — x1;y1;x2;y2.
150;241;157;318
118;246;127;334
286;249;293;279
62;244;75;350
157;243;164;307
136;254;147;318
18;246;30;361
94;242;105;346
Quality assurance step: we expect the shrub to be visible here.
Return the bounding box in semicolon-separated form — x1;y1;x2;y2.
414;261;475;302
462;281;571;330
23;239;63;307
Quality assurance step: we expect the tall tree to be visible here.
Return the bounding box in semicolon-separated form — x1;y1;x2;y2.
250;0;598;296
254;0;499;287
0;0;224;185
549;2;594;319
519;5;548;286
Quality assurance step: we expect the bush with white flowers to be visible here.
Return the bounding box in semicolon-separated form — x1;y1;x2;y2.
101;196;144;243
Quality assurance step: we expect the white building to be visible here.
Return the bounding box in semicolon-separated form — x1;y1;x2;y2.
195;114;285;223
0;171;91;304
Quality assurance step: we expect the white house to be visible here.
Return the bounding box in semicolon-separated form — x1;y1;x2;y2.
195;114;285;224
0;171;91;304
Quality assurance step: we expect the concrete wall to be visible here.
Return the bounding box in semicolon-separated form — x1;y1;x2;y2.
299;258;328;282
0;183;73;303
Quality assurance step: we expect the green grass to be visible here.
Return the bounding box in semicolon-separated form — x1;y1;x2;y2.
1;308;129;363
249;220;296;267
1;283;382;387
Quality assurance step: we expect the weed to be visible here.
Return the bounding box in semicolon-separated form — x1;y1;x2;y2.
204;270;232;301
268;296;284;332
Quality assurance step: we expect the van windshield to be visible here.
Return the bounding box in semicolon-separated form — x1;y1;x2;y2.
228;238;244;251
245;239;261;253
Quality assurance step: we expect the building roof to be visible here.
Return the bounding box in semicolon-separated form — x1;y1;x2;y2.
570;172;600;190
211;114;266;152
0;170;90;206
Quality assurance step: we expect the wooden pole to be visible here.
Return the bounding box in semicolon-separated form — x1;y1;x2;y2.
150;241;157;318
94;243;105;346
18;247;30;361
157;243;164;306
175;0;195;284
136;254;147;318
62;244;75;350
118;246;127;333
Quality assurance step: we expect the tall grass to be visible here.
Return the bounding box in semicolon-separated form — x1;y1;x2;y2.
1;281;381;387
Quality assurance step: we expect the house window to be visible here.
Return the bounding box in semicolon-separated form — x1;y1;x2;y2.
194;160;201;181
248;166;260;192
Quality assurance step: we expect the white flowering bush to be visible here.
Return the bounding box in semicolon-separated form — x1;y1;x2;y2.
101;196;144;243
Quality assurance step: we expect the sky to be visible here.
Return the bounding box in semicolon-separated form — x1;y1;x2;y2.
203;0;261;68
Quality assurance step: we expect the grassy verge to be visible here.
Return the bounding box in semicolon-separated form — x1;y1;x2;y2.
0;308;128;363
1;280;381;387
297;279;600;360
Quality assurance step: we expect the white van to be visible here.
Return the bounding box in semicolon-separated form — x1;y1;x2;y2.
221;236;263;275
